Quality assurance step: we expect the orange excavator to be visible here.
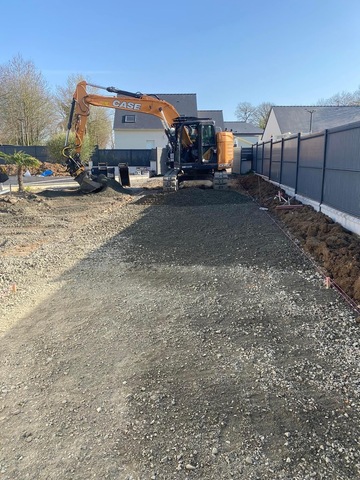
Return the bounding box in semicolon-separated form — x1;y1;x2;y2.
63;81;234;193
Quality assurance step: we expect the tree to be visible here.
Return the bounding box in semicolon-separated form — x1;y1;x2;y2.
46;132;95;164
0;150;41;193
53;73;84;133
317;90;360;106
234;102;257;122
53;75;113;148
86;107;113;149
235;101;274;129
0;55;56;145
252;102;274;129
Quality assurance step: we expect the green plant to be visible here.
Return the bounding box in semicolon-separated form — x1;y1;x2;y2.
46;132;95;164
0;150;41;193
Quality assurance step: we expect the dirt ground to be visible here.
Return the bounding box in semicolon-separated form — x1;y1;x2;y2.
235;174;360;307
1;174;360;479
2;162;69;177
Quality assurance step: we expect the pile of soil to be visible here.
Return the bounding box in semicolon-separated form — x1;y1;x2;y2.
235;174;360;306
3;162;69;177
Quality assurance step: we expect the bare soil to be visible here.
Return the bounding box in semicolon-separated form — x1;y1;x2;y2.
3;162;69;177
235;174;360;306
1;174;360;479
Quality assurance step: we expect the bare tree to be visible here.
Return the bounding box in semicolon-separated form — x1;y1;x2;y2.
352;86;360;105
0;55;55;145
235;101;274;129
53;73;84;132
317;87;360;106
234;102;257;122
54;75;113;148
86;107;113;149
252;102;274;130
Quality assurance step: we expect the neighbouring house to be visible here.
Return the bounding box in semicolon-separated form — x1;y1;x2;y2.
262;105;360;142
113;93;198;149
113;96;228;149
197;110;225;131
223;121;263;147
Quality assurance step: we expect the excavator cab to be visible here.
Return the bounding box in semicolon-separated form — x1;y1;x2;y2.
174;118;217;167
163;116;233;191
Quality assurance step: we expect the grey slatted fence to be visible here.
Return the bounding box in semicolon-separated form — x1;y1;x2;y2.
0;146;156;169
252;121;360;219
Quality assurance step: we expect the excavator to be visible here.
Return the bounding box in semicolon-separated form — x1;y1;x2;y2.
63;81;234;193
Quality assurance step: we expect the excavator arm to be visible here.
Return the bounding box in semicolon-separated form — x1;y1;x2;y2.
63;81;182;192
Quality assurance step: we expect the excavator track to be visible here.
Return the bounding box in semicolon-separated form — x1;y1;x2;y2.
163;169;179;192
213;170;228;190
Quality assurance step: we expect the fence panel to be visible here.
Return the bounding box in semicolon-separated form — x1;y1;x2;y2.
323;169;360;218
324;124;360;217
239;147;253;174
281;136;298;188
270;140;282;183
297;134;324;202
253;144;263;174
326;123;360;171
92;149;154;167
262;142;271;177
0;145;49;164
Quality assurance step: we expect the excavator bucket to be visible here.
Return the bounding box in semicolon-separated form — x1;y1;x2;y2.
75;171;108;194
119;163;130;186
0;172;9;183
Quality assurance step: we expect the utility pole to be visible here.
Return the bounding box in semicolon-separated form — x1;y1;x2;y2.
305;109;315;133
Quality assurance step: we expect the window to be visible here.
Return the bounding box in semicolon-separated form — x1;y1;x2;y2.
202;125;216;146
123;115;136;123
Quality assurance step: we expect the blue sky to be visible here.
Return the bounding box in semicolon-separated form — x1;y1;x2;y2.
1;0;360;120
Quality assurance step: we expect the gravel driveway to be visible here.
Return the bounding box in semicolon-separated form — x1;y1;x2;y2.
0;179;359;479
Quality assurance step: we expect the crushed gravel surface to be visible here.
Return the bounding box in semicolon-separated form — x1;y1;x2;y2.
0;176;360;479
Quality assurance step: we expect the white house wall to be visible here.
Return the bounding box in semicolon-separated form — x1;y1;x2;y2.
234;136;262;147
262;110;282;142
114;130;169;149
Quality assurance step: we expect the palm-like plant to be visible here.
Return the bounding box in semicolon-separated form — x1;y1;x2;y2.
0;150;41;193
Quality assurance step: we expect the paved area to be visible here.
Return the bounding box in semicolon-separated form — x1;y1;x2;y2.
0;173;156;195
0;175;78;194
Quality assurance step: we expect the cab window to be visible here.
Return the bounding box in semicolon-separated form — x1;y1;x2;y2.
202;125;216;146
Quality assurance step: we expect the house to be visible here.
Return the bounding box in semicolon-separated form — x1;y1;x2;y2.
223;121;263;147
113;96;228;149
113;93;197;149
262;106;360;142
197;110;224;131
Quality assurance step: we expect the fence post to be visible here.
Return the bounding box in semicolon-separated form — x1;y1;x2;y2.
252;143;256;172
269;139;273;180
294;133;301;194
279;138;284;185
261;142;265;175
255;143;258;172
320;129;328;206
